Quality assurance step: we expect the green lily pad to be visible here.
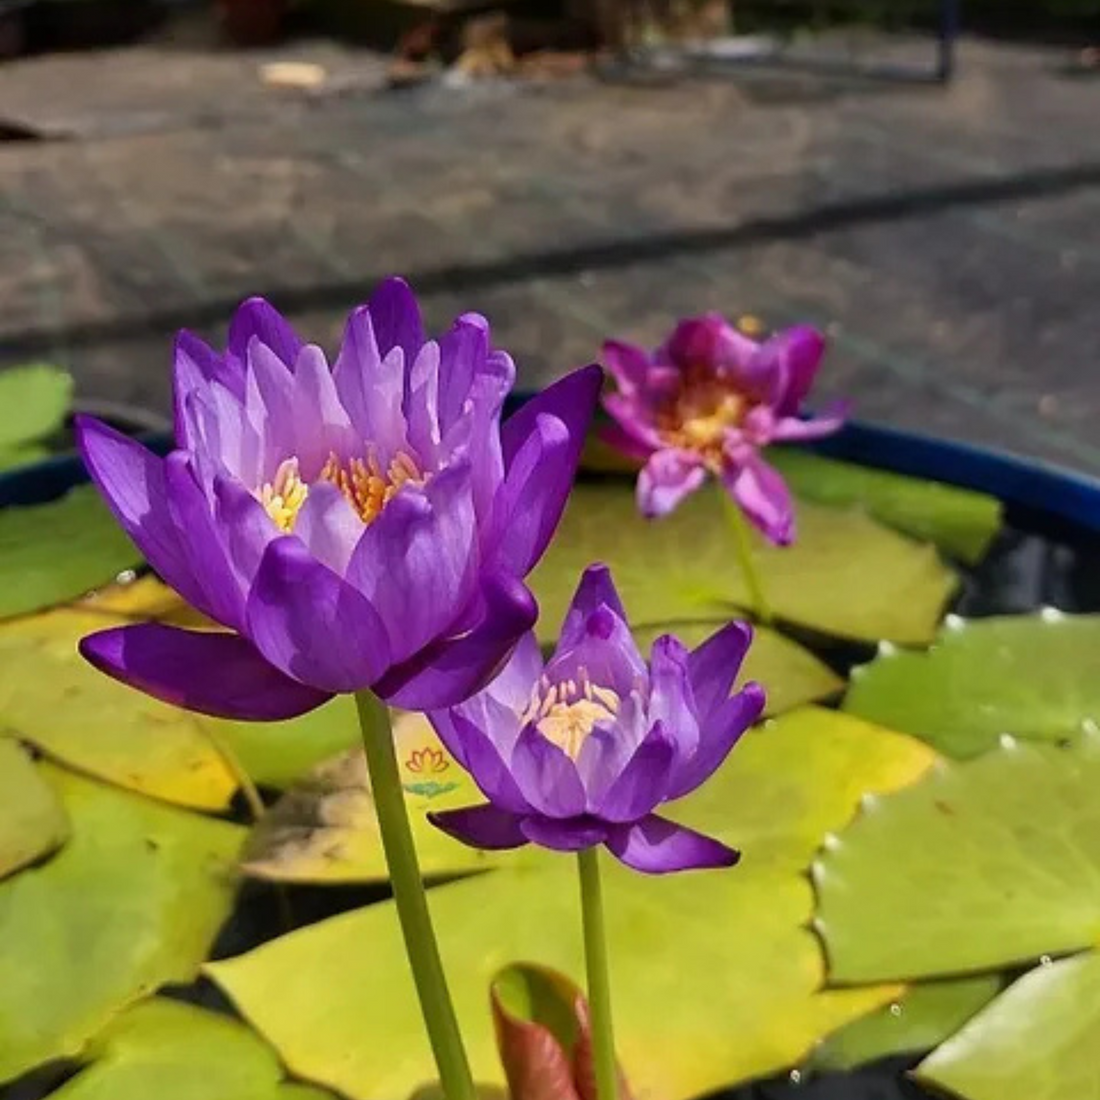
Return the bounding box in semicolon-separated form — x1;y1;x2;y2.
767;449;1002;565
0;364;72;452
0;485;141;621
916;951;1100;1100
810;974;1003;1072
0;444;50;472
53;998;333;1100
0;738;69;880
210;861;898;1100
529;482;956;646
816;736;1100;983
632;623;843;718
0;609;238;810
240;713;497;884
201;697;363;791
0;764;244;1084
844;614;1100;758
211;707;935;1098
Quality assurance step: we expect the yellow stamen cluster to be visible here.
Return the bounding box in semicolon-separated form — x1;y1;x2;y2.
255;450;427;533
319;450;426;526
657;366;748;467
257;458;310;533
521;671;621;760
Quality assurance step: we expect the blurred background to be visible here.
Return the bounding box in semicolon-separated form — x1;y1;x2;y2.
0;0;1098;470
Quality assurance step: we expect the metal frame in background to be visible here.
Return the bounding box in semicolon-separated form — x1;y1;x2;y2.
618;0;961;85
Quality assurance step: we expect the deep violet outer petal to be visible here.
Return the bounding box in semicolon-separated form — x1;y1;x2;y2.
79;623;332;721
604;815;740;874
428;804;529;850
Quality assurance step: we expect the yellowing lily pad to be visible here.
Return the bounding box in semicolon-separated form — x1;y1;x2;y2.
671;707;938;870
0;486;141;622
817;736;1100;983
78;574;216;631
845;614;1100;758
0;738;69;879
53;998;333;1100
241;712;496;883
916;951;1100;1100
529;482;956;646
210;860;899;1100
0;764;244;1084
767;449;1002;566
0;609;237;810
632;623;843;718
810;974;1003;1073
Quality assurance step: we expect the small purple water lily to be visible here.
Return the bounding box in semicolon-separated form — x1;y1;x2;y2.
602;313;848;544
77;278;602;718
427;565;765;874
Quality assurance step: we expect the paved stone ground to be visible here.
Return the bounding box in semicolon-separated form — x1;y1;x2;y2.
1;29;1099;472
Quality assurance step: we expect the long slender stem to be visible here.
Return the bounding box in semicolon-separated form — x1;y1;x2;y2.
719;484;773;625
354;690;476;1100
577;847;618;1100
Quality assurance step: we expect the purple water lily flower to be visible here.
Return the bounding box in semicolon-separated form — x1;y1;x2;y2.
601;313;848;544
427;564;765;874
77;278;602;719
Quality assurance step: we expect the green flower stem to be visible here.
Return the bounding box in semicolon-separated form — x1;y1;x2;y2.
354;690;476;1100
577;847;619;1100
719;483;773;625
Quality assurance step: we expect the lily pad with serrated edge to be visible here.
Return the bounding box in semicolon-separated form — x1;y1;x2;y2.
529;481;956;646
844;613;1100;758
915;951;1100;1100
816;735;1100;983
0;764;244;1084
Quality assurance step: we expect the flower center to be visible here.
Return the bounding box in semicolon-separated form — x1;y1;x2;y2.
657;367;747;466
255;450;428;533
521;671;621;760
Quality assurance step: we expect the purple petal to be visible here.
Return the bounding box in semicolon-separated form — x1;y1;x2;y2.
597;422;654;463
405;341;442;464
433;632;544;765
646;634;700;755
489;365;603;577
428;804;529;850
637;449;707;518
547;605;646;704
293;481;363;576
173;331;238;447
228;298;303;368
725;453;795;546
346;464;478;665
601;340;652;396
162;454;248;629
375;573;537;710
245;340;300;472
333;306;407;458
510;725;587;818
604;815;739;874
666;683;765;801
291;344;358;474
80;623;331;721
520;816;607;852
212;472;280;595
769;325;827;416
245;537;391;693
185;382;262;489
687;620;753;718
575;692;649;800
663;314;756;375
591;721;676;823
369;277;426;368
76;417;208;613
771;400;850;443
558;564;629;649
436;316;489;432
429;711;530;813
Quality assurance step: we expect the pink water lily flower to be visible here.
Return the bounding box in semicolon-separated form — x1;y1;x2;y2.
77;278;602;719
601;314;848;544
